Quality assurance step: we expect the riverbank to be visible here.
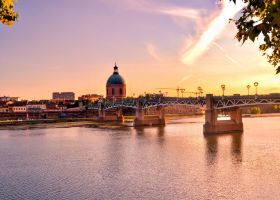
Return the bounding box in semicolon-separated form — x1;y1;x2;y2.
243;113;280;118
0;113;278;130
0;114;202;130
0;118;131;130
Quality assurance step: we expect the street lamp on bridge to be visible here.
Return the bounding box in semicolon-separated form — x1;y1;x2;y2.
254;82;259;96
197;86;203;97
180;89;185;97
221;84;226;97
246;85;251;96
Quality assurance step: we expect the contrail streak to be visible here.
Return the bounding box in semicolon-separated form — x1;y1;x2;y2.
181;0;245;65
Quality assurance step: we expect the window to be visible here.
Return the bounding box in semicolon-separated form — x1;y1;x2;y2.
119;88;122;95
107;89;108;95
112;88;115;95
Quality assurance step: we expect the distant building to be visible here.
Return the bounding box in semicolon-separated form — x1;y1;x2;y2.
0;107;8;112
0;102;8;112
52;92;75;101
57;102;68;110
78;94;103;102
11;101;27;113
0;96;19;102
26;102;47;112
45;102;58;110
269;93;280;98
106;63;126;99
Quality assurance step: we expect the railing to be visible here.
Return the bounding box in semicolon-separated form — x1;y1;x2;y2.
86;95;280;110
214;98;280;109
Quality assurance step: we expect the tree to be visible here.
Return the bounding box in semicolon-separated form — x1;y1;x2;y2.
0;0;18;26
230;0;280;74
250;106;261;114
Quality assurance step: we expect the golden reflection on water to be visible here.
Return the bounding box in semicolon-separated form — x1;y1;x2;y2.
204;133;243;166
134;126;166;137
0;117;280;199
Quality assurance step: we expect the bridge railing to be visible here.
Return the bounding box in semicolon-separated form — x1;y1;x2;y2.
86;95;280;110
86;97;207;110
208;94;280;109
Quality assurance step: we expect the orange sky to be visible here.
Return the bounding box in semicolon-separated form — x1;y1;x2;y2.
0;0;279;100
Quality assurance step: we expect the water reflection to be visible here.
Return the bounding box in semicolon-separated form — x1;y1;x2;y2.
231;133;243;163
157;127;165;138
134;127;166;137
1;117;280;199
134;126;166;144
204;135;218;166
103;131;126;178
134;127;145;135
204;133;243;166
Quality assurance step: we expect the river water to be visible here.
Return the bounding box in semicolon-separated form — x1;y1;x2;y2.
0;116;280;200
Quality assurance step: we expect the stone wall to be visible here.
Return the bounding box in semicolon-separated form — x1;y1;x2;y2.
0;110;98;120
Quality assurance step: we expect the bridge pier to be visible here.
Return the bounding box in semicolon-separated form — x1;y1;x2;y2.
203;94;243;135
133;102;165;127
116;107;124;122
97;105;106;121
97;104;124;122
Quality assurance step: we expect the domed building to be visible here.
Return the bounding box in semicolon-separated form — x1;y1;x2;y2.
106;63;126;99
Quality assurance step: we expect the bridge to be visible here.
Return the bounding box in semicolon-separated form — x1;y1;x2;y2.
88;94;280;135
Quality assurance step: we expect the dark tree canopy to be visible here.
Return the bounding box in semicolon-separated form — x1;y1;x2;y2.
0;0;18;26
231;0;280;74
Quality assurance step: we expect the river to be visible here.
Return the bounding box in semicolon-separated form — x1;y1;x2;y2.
0;116;279;200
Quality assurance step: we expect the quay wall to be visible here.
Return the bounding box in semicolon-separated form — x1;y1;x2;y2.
0;110;98;120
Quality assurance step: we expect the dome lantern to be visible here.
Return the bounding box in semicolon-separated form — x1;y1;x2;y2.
113;62;118;73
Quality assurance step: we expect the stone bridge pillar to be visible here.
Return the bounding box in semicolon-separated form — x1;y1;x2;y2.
204;94;218;126
229;108;243;125
135;101;144;121
116;107;124;122
156;105;165;120
203;94;243;135
98;103;106;121
98;104;124;122
133;101;165;127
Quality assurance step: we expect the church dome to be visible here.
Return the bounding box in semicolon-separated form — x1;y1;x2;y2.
106;64;125;85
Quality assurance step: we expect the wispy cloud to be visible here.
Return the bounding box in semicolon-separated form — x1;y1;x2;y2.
146;42;161;62
225;55;240;65
177;75;192;84
159;8;203;20
213;42;243;67
100;0;148;10
181;0;245;65
212;42;226;52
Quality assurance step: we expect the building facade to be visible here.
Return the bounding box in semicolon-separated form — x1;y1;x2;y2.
78;94;103;102
11;102;27;113
106;64;126;99
26;104;47;112
12;106;27;112
0;96;19;102
52;92;75;101
0;107;8;112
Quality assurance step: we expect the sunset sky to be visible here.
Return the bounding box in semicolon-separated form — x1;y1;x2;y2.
0;0;279;100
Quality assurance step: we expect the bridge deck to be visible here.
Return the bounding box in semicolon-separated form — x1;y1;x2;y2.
87;95;280;110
